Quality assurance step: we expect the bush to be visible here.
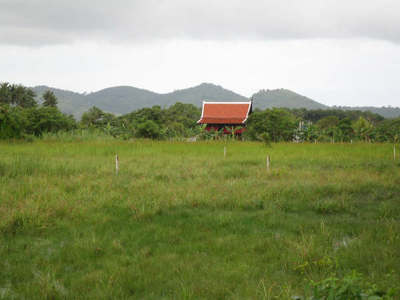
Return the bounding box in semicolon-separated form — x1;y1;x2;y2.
259;132;272;147
307;272;394;300
136;120;161;139
245;108;298;142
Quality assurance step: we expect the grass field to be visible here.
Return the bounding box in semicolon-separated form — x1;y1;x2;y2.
0;139;399;299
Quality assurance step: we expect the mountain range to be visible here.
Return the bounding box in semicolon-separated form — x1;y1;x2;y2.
32;83;400;119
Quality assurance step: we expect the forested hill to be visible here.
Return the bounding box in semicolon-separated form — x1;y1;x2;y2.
32;83;247;118
252;89;328;110
32;83;400;119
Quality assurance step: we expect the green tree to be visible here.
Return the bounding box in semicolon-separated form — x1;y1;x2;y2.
316;116;339;130
316;116;340;142
0;103;76;139
165;102;201;129
301;122;319;142
0;105;28;139
81;106;115;128
42;90;58;107
0;82;12;105
25;107;76;136
0;83;37;108
136;120;160;139
353;116;373;142
337;117;354;142
245;108;297;142
375;118;400;142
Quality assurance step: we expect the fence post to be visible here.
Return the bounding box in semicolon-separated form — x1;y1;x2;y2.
224;146;226;158
394;144;396;161
266;155;270;172
115;154;119;175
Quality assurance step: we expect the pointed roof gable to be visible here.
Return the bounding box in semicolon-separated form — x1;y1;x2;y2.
197;101;252;124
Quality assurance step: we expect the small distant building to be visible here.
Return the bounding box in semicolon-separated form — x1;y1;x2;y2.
197;101;252;135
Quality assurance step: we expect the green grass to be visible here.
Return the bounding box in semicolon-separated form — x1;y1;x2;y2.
0;140;399;299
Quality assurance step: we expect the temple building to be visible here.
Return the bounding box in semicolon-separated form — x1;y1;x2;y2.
197;101;252;135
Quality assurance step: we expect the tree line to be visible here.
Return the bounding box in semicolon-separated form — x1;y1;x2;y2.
245;108;399;143
0;83;75;139
1;83;399;142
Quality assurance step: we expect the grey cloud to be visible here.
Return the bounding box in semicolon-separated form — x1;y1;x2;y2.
0;0;399;46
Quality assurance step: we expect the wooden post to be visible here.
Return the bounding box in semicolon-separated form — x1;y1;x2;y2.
224;146;227;158
394;144;396;161
266;155;270;172
115;154;119;175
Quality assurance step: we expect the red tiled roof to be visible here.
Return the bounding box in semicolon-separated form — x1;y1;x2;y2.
197;102;252;124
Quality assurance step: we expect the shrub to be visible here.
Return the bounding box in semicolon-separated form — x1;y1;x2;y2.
307;272;394;300
136;120;161;139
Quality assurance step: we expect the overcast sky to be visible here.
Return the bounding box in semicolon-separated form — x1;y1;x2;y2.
1;0;399;107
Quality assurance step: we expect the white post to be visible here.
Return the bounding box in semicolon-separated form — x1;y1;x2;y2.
115;154;119;175
266;155;270;172
224;146;227;158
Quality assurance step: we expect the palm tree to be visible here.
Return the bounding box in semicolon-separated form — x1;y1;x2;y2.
9;84;37;108
0;82;12;104
42;90;58;107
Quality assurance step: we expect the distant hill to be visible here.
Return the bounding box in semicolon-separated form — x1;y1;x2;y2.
334;106;400;119
163;83;248;105
32;83;400;119
33;83;248;118
86;86;160;114
85;83;248;114
252;89;328;110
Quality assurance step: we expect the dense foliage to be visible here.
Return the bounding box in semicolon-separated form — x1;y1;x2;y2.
0;83;76;139
79;102;201;139
244;108;399;143
77;105;400;142
0;82;37;108
1;82;399;142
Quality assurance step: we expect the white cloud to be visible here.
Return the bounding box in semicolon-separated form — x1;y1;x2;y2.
1;1;399;107
1;38;399;107
0;0;399;46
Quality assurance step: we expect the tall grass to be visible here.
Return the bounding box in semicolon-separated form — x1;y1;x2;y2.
38;129;116;142
0;140;399;299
